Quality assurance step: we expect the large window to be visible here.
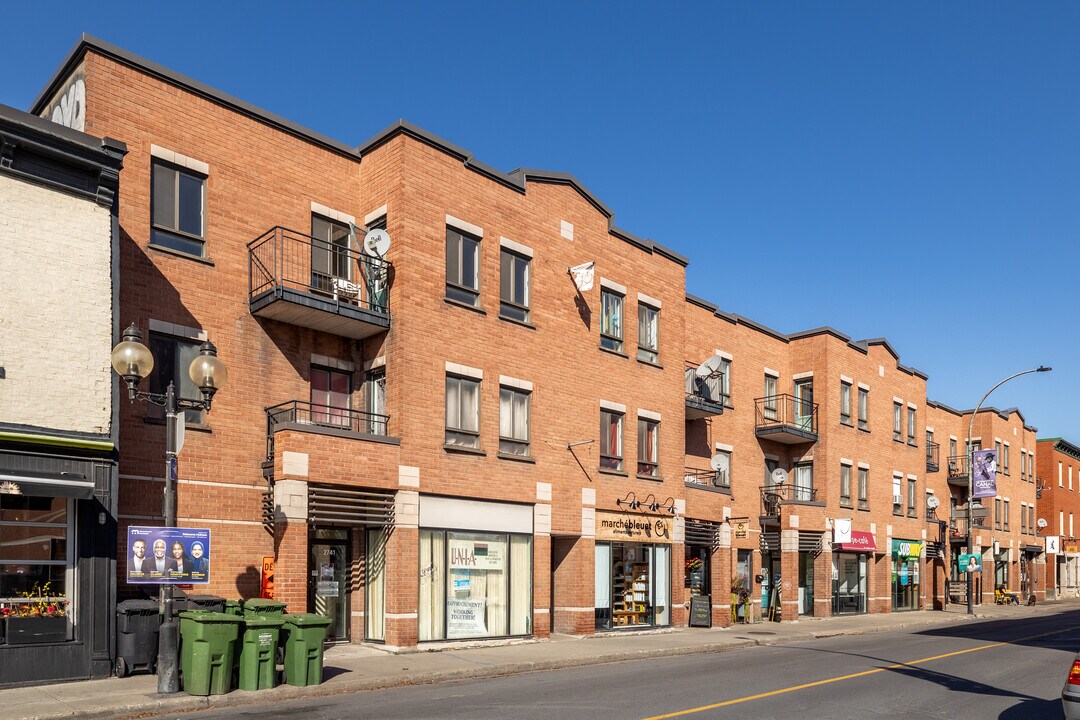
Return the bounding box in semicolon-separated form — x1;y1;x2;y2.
794;463;813;501
637;418;659;478
365;368;386;435
148;333;205;424
499;386;531;457
311;215;352;295
600;289;624;352
446;227;480;306
0;495;72;633
714;449;732;489
445;375;480;449
418;530;532;640
151;160;205;257
499;248;530;322
763;375;778;420
637;303;659;363
600;409;624;471
310;367;351;427
840;381;852;425
595;542;671;630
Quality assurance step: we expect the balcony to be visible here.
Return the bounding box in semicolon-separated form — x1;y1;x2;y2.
759;483;818;524
948;515;986;542
754;395;818;444
926;441;940;473
249;227;391;340
684;468;730;494
947;455;969;486
684;363;725;419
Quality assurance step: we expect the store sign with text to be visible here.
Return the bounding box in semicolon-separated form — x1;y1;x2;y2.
449;537;505;570
447;598;487;638
595;511;672;543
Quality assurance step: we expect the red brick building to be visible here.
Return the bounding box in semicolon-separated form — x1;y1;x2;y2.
1036;437;1080;599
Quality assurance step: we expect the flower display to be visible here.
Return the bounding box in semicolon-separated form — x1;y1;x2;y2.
0;582;68;618
685;558;703;572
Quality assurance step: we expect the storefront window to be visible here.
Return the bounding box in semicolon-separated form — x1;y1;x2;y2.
418;529;532;641
891;539;921;611
0;495;71;604
685;545;710;595
595;542;670;630
832;552;867;614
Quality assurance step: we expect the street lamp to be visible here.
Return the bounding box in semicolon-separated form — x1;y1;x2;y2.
111;323;227;694
965;366;1050;615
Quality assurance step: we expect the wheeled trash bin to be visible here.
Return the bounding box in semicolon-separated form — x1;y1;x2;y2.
115;599;161;677
282;614;332;687
179;611;241;695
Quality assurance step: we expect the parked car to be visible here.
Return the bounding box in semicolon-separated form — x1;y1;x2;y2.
1062;653;1080;719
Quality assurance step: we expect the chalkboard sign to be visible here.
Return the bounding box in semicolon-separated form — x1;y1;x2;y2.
689;594;711;627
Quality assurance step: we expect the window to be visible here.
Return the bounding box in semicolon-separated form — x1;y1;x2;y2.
445;375;480;449
500;248;530;322
719;358;732;406
600;409;624;471
857;468;869;510
311;215;352;294
995;441;1003;475
907;407;916;445
840;381;852;425
148;333;206;424
713;449;732;489
310;367;351;427
446;226;480;306
0;495;71;609
637;303;660;363
893;403;903;441
892;475;902;514
857;387;869;430
950;437;957;459
151;160;205;256
499;386;531;457
1003;444;1010;475
994;499;1002;530
794;463;813;501
764;458;779;487
1021;504;1028;534
840;464;852;507
600;289;624;352
794;379;813;431
365;368;387;435
907;478;916;517
637;418;660;478
763;375;778;420
1003;500;1010;531
1021;451;1027;482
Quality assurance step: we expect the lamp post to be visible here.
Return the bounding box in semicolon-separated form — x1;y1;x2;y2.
965;366;1050;615
111;323;227;694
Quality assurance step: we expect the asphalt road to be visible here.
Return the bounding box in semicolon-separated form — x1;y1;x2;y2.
162;610;1080;720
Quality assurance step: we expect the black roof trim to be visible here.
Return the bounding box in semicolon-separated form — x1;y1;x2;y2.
685;293;718;312
927;399;963;417
1039;438;1080;460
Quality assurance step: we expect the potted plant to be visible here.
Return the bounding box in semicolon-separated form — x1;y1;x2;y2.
731;575;751;620
685;557;704;592
1;582;69;645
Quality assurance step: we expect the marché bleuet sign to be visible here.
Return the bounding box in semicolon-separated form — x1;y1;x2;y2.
595;511;672;543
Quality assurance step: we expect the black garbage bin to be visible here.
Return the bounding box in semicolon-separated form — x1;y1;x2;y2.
116;599;161;677
176;594;226;612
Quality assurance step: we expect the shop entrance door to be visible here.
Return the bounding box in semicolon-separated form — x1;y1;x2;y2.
798;552;814;616
309;528;349;642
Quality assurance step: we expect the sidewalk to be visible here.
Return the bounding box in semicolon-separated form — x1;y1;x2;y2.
7;599;1074;720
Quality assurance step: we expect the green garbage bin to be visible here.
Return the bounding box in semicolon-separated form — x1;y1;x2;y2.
224;599;243;617
243;598;286;618
179;611;242;696
282;614;332;687
237;615;285;691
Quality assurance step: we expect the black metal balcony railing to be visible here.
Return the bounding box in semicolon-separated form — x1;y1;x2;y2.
947;455;969;484
248;227;392;339
684;468;729;492
265;400;389;459
754;394;818;443
926;441;940;472
760;483;817;517
684;363;726;418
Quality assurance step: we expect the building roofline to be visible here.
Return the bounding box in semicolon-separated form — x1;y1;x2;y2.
1038;437;1080;459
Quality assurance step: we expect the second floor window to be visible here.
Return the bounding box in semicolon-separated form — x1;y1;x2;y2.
858;468;869;509
840;381;851;425
311;215;352;293
1003;500;1010;531
637;418;659;478
445;375;480;449
857;387;869;430
794;463;813;501
311;367;351;427
892;475;902;514
840;464;852;507
499;386;531;457
499;249;530;322
600;410;623;471
365;368;386;435
995;498;1002;529
637;303;659;363
907;478;916;517
446;227;480;306
600;289;624;352
152;161;205;257
148;333;205;424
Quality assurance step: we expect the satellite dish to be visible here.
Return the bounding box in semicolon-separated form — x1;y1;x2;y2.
695;354;725;380
771;468;788;485
363;228;391;257
1038;518;1048;528
710;453;730;474
926;495;940;510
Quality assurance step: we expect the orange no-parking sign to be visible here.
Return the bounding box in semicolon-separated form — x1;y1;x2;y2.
261;556;275;599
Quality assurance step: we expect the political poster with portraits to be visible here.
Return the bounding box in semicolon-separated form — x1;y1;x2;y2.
126;526;211;584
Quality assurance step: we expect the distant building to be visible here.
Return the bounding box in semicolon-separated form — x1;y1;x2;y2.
1036;437;1080;599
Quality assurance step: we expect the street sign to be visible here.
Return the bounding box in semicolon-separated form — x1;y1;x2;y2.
175;418;185;454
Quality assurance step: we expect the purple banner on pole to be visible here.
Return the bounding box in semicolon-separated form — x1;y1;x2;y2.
972;449;998;499
126;526;211;584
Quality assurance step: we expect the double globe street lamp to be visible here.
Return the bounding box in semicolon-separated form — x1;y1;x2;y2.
111;323;227;694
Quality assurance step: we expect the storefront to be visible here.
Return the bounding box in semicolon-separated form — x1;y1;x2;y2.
418;496;533;641
594;511;672;630
832;530;874;615
993;547;1009;589
891;539;922;611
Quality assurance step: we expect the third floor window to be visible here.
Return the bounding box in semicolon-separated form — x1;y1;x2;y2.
446;227;480;306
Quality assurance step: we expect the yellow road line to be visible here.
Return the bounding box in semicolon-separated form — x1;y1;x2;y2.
641;625;1079;720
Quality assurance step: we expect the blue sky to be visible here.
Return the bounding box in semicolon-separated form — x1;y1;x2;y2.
3;2;1077;439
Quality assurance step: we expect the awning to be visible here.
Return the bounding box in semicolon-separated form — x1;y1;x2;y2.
1023;544;1044;555
0;469;94;499
836;530;876;553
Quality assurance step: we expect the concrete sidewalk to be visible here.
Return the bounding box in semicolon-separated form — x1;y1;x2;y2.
7;599;1073;720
